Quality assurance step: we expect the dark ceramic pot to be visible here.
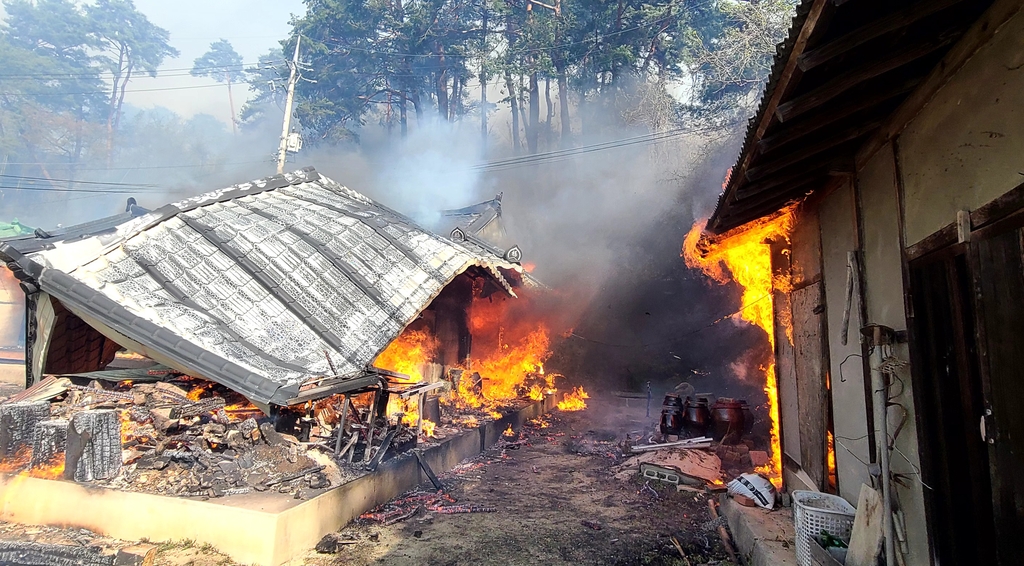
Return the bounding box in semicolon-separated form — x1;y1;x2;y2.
710;397;746;443
682;396;711;436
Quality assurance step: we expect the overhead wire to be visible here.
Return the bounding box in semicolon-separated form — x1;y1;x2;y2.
0;174;158;187
0;60;285;80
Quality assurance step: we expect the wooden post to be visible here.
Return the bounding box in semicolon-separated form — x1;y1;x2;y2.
0;401;50;457
65;409;121;482
30;419;68;468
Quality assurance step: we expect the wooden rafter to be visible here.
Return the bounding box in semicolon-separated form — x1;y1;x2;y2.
798;0;964;71
758;77;920;154
747;120;882;182
776;33;960;122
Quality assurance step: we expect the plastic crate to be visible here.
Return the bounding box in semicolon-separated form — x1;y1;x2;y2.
792;490;856;566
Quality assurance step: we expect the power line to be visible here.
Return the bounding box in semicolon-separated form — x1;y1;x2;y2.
473;120;739;172
0;184;156;195
0;60;285;81
0;82;230;97
0;159;271;171
0;174;158;187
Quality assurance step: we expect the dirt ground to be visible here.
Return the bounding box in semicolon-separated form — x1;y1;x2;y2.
0;396;737;566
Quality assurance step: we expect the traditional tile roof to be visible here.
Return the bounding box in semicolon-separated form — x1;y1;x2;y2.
0;168;522;407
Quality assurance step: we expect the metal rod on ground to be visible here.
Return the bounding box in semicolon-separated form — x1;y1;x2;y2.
631;437;713;452
646;381;652;417
708;498;737;563
870;326;896;566
334;396;350;456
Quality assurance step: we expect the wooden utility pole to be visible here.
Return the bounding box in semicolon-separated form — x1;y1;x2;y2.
277;36;301;175
226;70;237;135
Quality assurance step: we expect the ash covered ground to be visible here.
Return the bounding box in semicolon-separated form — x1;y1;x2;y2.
0;395;740;566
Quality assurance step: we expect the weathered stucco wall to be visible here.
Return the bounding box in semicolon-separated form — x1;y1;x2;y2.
899;10;1024;246
857;145;929;565
817;181;872;500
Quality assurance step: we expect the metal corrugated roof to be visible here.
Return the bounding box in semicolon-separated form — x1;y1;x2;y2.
1;168;522;406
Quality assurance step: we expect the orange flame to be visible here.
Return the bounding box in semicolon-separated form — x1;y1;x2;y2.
0;446;66;479
557;387;589;411
503;424;515;437
682;206;796;488
827;430;837;485
27;452;65;480
421;419;437;438
374;329;439;382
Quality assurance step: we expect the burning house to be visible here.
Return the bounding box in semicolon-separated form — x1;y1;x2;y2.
0;167;565;564
689;1;1024;565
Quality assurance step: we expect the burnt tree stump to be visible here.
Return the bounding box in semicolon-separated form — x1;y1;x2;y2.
31;419;69;468
65;410;121;482
0;401;50;457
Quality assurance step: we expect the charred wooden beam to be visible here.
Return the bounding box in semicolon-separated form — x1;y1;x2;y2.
0;401;50;458
0;541;114;566
65;409;121;482
757;77;920;154
776;33;960;122
798;0;964;71
747;121;883;182
30;419;68;468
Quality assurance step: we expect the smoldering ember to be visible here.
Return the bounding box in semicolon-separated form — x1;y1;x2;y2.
0;1;1021;566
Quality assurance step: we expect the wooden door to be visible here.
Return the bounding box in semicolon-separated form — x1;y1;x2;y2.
909;251;996;565
970;224;1024;565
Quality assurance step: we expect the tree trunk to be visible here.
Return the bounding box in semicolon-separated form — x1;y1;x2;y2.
412;91;423;121
399;94;408;138
435;44;449;122
481;4;489;147
544;77;553;148
527;72;540;154
505;73;520;154
555;55;571;147
106;44;127;166
504;12;520;153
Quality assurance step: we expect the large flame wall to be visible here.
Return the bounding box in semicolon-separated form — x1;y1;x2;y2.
682;206;796;487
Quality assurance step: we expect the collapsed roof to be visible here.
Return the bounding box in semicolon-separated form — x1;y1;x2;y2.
0;168;524;408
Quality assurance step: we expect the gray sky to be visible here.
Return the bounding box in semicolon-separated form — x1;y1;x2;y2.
127;0;305;123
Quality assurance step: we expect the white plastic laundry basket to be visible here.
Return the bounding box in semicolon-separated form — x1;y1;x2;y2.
792;490;856;566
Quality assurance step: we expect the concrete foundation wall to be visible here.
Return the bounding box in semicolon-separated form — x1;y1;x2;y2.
899;10;1024;246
